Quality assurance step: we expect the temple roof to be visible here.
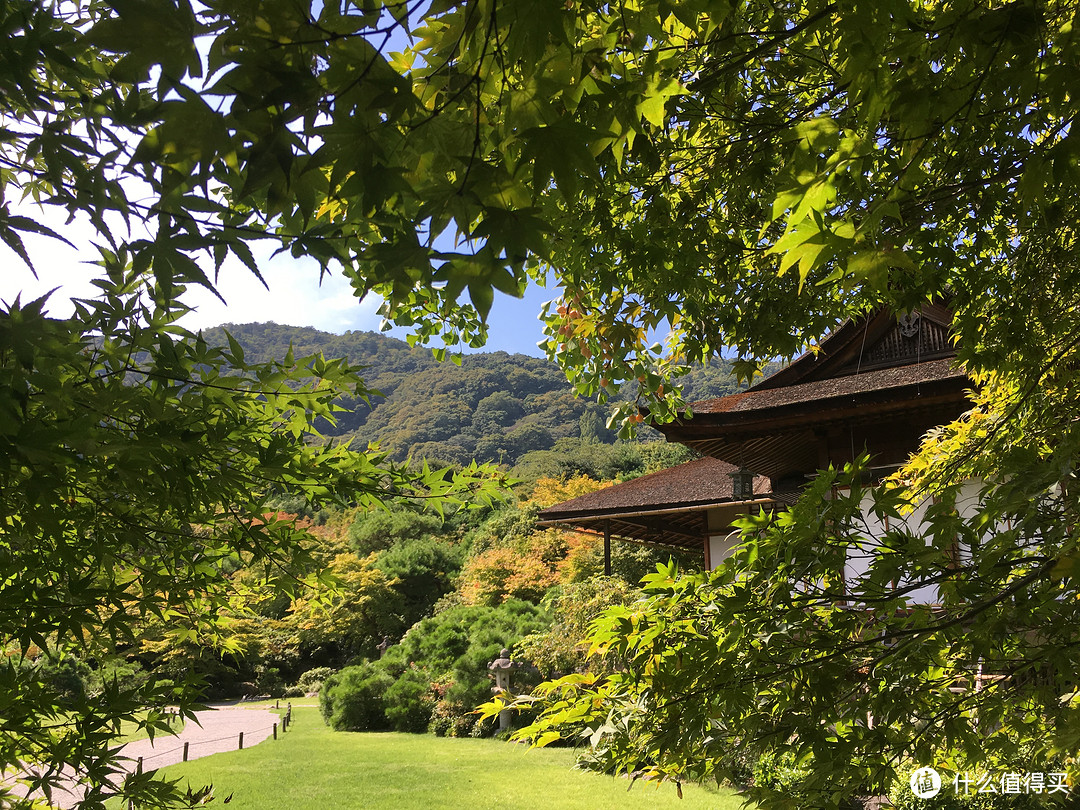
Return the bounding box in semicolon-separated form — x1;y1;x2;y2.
538;456;770;517
751;301;956;389
688;357;966;416
655;306;972;478
537;305;973;549
536;456;771;549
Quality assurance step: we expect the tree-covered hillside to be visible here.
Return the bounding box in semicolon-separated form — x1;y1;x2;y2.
207;323;759;469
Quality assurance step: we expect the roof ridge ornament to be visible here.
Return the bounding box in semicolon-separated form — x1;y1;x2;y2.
898;310;921;338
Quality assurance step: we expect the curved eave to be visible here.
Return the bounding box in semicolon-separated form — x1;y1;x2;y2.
537;498;776;551
667;373;969;436
657;372;972;479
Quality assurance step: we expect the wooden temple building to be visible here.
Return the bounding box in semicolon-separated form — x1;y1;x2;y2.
537;304;974;579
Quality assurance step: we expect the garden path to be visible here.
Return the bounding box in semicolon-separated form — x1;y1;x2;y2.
19;705;283;809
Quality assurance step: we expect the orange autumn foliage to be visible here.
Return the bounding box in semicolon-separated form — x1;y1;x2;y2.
523;475;609;509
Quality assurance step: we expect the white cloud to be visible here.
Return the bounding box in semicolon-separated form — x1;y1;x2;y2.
0;205;385;334
179;250;385;334
1;203;549;355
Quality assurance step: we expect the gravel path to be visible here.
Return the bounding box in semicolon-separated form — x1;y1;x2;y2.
17;705;284;809
120;705;281;772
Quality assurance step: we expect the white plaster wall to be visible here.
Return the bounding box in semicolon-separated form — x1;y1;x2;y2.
953;479;985;565
888;496;939;603
710;481;991;601
846;480;988;605
846;492;887;585
708;531;742;570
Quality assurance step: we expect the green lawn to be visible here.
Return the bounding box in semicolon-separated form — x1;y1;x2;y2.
161;707;750;810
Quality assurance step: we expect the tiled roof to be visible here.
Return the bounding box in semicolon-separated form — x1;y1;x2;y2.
537;456;770;521
536;308;968;550
688;358;966;416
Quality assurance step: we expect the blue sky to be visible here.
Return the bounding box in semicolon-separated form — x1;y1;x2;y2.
0;13;557;358
0;207;555;358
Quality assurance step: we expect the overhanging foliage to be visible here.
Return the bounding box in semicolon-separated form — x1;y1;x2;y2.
0;280;503;806
5;0;1080;806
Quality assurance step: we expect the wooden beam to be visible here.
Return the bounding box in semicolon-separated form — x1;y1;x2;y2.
604;519;611;576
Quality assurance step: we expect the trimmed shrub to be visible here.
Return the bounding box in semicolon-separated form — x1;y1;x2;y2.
321;600;548;736
288;666;335;697
383;668;433;733
320;663;393;731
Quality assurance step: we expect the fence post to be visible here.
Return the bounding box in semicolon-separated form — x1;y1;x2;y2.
238;731;244;750
273;722;277;740
183;742;189;762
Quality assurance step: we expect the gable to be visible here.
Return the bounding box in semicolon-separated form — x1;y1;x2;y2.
657;303;970;481
841;305;954;373
753;302;955;390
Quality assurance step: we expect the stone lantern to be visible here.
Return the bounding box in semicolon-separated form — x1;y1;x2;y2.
487;647;523;732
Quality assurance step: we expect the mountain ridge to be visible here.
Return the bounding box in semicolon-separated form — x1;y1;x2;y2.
203;323;758;470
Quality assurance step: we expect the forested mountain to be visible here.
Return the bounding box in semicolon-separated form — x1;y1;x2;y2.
205;323;761;469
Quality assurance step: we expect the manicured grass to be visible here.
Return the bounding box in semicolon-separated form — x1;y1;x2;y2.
162;708;750;810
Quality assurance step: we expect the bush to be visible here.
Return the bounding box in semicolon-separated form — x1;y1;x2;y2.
22;654;91;704
383;668;433;733
84;656;150;697
298;666;336;688
320;663;393;731
289;666;335;696
751;750;812;802
254;665;286;698
429;678;477;738
516;577;637;676
321;600;549;736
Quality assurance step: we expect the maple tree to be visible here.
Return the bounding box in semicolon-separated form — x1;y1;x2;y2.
5;0;1080;806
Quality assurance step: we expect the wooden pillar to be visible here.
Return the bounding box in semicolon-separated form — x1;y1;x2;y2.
604;519;611;576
